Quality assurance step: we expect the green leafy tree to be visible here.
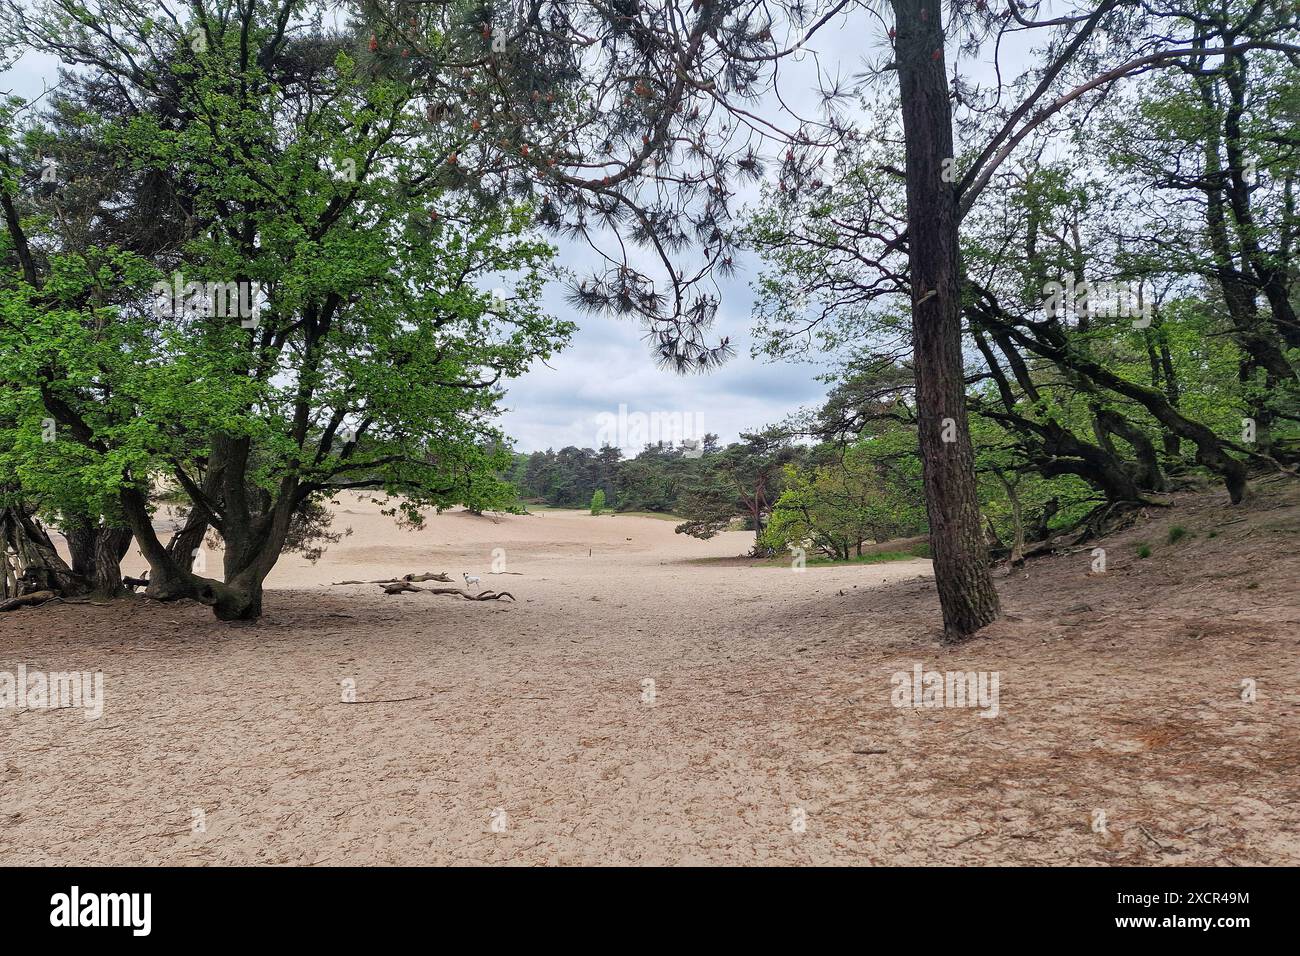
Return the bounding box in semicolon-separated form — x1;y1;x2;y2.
0;91;145;598
675;427;798;554
1;4;571;619
763;440;925;561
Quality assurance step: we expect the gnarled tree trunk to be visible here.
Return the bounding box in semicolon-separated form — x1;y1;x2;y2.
65;523;133;597
0;504;89;599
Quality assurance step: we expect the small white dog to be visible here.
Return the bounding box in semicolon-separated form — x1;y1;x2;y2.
463;572;480;587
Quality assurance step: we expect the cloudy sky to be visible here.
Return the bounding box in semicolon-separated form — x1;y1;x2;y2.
496;256;829;454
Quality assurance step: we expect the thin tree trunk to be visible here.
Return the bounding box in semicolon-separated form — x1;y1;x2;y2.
893;0;1000;640
1001;473;1025;566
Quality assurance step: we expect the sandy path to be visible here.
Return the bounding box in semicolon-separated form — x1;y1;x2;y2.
2;491;1297;865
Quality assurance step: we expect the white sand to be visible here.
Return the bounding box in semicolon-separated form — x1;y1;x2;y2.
2;490;1296;865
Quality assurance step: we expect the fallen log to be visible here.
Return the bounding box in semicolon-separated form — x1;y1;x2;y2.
380;581;421;595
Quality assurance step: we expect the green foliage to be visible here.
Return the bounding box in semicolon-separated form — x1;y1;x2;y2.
510;438;726;514
674;427;799;553
617;444;704;513
514;445;623;508
589;488;605;515
970;413;1099;550
763;437;925;560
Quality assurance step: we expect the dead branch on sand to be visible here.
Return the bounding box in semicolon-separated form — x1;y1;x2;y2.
331;571;453;586
377;581;515;601
0;589;58;611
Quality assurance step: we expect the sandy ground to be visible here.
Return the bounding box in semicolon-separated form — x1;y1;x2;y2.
1;484;1298;865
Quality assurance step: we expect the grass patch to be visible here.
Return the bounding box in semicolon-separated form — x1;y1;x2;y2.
1167;525;1188;544
611;510;682;522
803;547;930;567
754;542;931;568
683;541;929;569
1136;543;1152;559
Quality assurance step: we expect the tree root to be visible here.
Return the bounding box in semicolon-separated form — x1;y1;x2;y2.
1067;500;1151;544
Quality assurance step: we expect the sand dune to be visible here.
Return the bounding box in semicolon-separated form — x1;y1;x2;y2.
3;489;1296;865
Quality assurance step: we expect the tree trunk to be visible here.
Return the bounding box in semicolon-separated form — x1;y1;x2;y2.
91;527;133;597
0;505;90;597
1094;408;1168;492
208;479;300;620
211;570;265;621
65;524;133;597
893;0;1000;641
165;508;210;572
1144;319;1182;458
117;485;218;603
1033;498;1059;541
65;525;95;581
1194;57;1299;375
991;468;1026;567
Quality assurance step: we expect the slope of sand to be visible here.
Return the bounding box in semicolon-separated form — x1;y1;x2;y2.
2;487;1297;865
